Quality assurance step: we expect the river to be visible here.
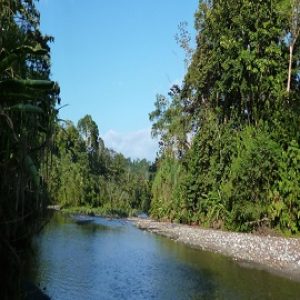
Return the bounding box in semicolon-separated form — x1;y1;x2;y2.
27;213;300;299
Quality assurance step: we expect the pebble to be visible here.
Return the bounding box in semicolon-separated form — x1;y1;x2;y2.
135;219;300;281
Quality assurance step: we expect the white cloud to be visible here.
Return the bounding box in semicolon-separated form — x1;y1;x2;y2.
102;128;158;162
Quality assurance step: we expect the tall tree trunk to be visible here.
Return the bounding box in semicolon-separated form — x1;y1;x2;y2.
287;44;293;93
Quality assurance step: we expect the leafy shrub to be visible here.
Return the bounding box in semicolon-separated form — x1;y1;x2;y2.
270;140;300;233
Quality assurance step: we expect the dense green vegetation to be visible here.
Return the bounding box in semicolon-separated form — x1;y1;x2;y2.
149;0;300;235
2;0;300;297
48;115;152;217
0;0;59;298
0;1;151;296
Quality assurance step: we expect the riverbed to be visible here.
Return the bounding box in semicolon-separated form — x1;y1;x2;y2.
135;218;300;282
27;213;300;299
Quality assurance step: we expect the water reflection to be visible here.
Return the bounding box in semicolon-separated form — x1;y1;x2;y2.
27;213;300;300
155;236;300;299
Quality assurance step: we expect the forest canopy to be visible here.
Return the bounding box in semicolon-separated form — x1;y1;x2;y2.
149;0;300;234
48;115;152;216
2;0;300;298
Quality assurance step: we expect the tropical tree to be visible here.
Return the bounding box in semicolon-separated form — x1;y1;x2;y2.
286;0;300;92
149;0;300;234
0;0;60;298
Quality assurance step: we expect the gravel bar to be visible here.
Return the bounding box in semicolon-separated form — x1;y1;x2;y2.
133;218;300;281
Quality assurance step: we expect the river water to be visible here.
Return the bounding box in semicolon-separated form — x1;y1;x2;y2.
27;213;300;299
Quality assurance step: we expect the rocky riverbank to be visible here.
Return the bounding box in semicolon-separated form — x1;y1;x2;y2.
134;219;300;281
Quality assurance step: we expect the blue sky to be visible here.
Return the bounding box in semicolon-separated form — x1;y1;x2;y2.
37;0;198;161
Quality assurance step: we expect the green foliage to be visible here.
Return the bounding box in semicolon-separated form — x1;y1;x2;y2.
149;0;300;235
48;116;152;217
149;85;190;156
270;140;300;233
150;154;186;221
0;0;60;298
178;111;235;226
183;0;290;125
224;126;281;231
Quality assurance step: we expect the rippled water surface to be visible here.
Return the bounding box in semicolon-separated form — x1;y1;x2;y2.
28;213;300;299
